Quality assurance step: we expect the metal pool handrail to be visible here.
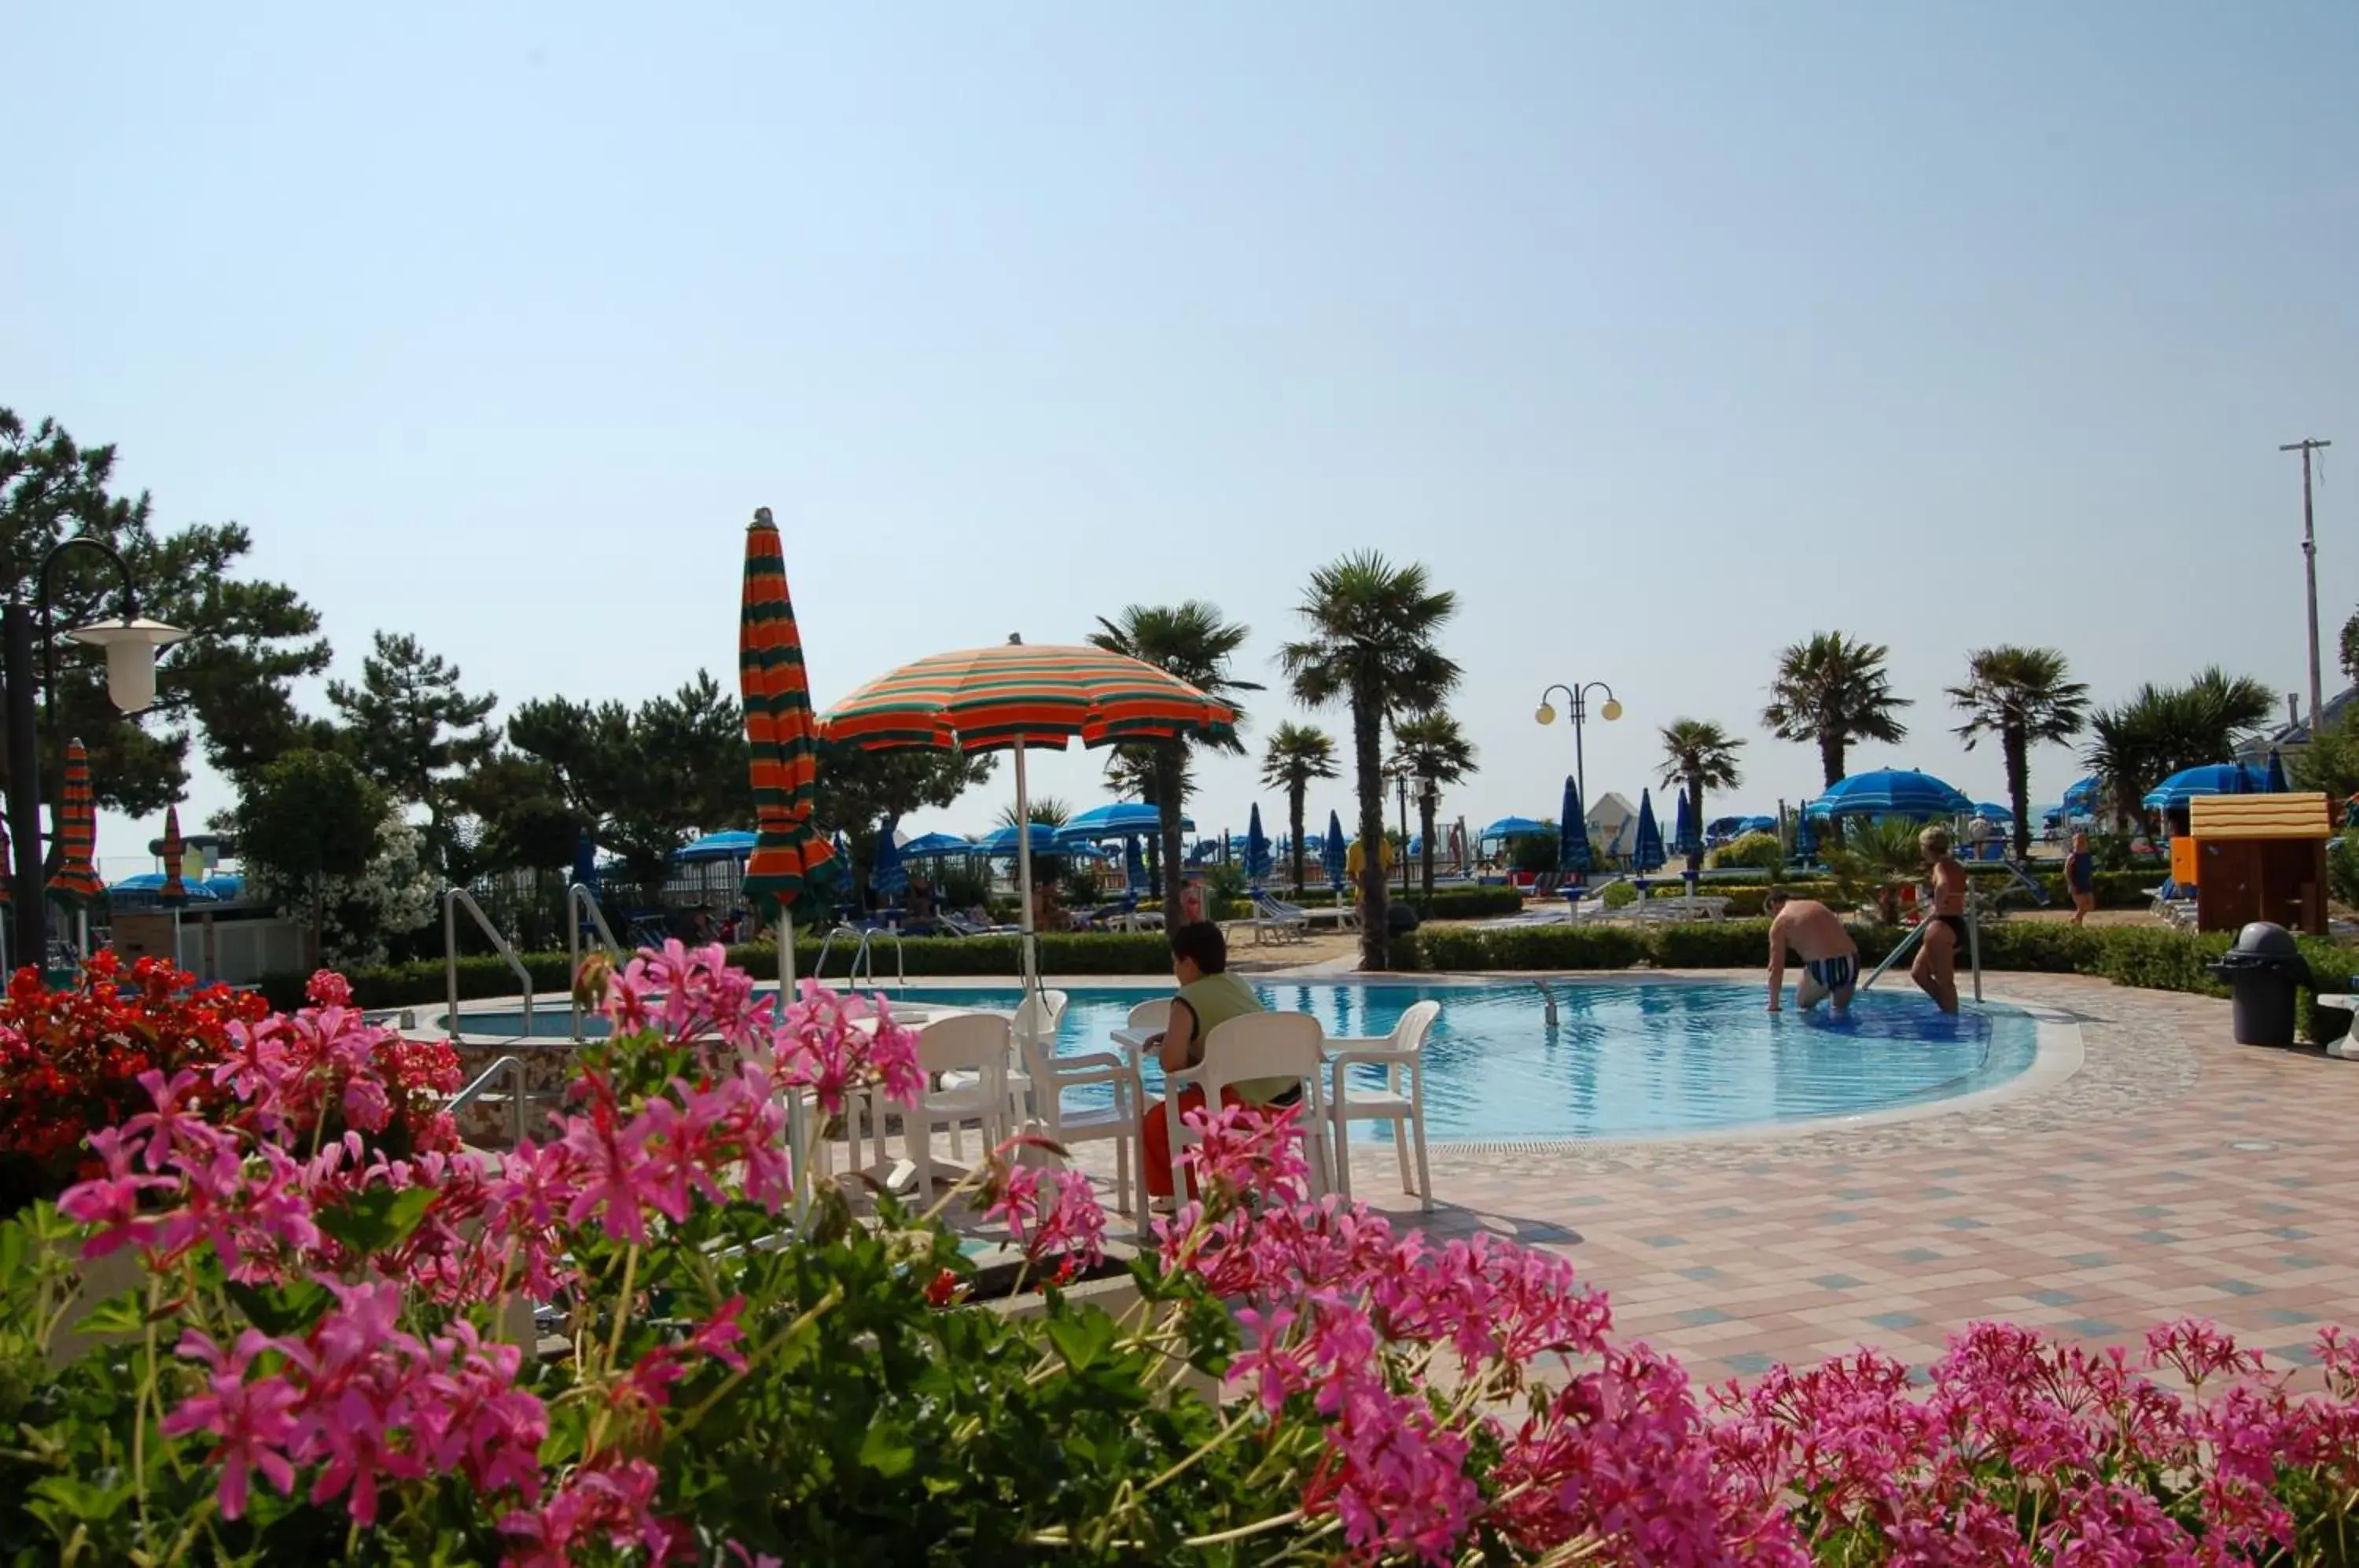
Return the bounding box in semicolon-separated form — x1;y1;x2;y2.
859;926;907;991
1533;977;1559;1027
1859;905;1983;1003
447;1053;530;1147
565;882;624;1040
443;888;532;1040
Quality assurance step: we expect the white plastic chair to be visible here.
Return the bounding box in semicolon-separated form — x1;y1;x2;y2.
943;988;1065;1158
1327;1000;1441;1210
1160;1012;1330;1203
1016;1003;1143;1216
907;1014;1011;1199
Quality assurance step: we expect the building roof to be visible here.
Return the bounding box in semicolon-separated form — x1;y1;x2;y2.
2188;792;2335;841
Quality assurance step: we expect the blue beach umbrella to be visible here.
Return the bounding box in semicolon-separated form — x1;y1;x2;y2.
869;818;909;897
674;830;760;863
1559;778;1592;874
1632;790;1666;875
107;873;221;910
1739;815;1777;834
898;831;973;858
1480;815;1551;845
1244;804;1272;880
1812;769;1974;820
2062;776;2100;813
1672;790;1702;859
1971;802;2013;822
1124;835;1146;892
1060;801;1192;844
2142;763;2269;811
1323;811;1348;889
2266;749;2290;793
1792;808;1819;863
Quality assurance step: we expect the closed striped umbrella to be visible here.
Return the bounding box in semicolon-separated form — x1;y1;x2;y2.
47;739;103;906
0;801;11;907
159;804;190;909
737;510;832;979
819;637;1236;994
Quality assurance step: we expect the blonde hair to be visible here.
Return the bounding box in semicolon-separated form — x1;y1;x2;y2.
1919;826;1952;859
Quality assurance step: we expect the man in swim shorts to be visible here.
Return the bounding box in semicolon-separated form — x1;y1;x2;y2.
1765;889;1860;1014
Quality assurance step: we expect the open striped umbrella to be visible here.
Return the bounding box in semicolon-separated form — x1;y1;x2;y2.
47;739;103;907
819;636;1237;993
159;805;190;909
737;508;833;983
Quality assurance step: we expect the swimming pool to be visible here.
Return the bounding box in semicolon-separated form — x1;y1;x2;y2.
442;979;2040;1143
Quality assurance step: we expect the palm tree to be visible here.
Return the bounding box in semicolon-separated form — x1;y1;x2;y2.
1947;646;2089;861
1389;713;1478;901
1088;602;1260;906
1762;631;1912;789
1656;719;1746;874
1259;723;1339;892
1279;552;1461;968
2083;668;2275;827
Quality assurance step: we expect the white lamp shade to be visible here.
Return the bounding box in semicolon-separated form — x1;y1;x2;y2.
65;617;188;716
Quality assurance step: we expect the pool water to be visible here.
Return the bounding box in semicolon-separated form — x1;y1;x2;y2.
447;979;2037;1143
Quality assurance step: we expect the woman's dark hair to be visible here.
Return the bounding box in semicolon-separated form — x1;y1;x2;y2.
1170;920;1228;974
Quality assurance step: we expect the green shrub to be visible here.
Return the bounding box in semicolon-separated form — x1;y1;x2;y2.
1710;831;1786;873
1600;881;1638;909
1508;833;1559;874
1404;885;1525;919
275;930;1180;1013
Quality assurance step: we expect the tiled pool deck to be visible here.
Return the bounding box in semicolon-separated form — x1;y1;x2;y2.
1078;972;2359;1382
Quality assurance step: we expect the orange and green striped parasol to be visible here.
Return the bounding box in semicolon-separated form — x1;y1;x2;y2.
738;508;833;920
160;804;190;909
47;738;103;907
817;641;1239;754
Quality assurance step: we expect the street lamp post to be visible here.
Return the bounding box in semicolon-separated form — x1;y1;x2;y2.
1534;681;1623;816
5;537;185;969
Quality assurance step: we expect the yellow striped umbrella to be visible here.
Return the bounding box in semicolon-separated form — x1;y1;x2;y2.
738;510;833;963
47;739;103;907
819;638;1237;991
160;804;189;908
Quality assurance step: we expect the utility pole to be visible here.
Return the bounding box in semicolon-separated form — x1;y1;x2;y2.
2281;437;2331;731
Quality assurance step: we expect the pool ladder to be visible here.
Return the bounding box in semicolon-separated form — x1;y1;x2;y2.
443;888;534;1040
565;882;624;1041
812;922;907;992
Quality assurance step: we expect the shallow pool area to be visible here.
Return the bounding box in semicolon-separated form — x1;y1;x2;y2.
443;977;2040;1144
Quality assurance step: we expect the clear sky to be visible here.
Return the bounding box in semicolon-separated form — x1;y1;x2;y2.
6;2;2356;873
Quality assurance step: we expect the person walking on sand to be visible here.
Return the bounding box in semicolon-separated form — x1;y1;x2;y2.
1911;826;1969;1014
1764;889;1860;1015
2064;830;2096;926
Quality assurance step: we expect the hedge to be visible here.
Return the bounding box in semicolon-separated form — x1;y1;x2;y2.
1561;871;2158;919
267;932;1179;1013
1401;919;2359;1043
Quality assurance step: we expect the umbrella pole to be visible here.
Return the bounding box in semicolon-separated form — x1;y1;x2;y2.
1013;746;1038;996
780;905;795;992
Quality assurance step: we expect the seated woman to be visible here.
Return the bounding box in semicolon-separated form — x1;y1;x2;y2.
1140;922;1295;1202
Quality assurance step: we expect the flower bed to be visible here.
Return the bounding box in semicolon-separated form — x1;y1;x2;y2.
2;946;2354;1563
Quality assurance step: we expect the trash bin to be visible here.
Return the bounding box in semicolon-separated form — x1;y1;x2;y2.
2206;922;2313;1047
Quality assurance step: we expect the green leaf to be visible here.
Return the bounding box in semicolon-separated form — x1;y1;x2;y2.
857;1419;916;1478
315;1185;436;1257
76;1289;149;1337
227;1278;334;1336
28;1471;137;1524
1045;1308;1117;1373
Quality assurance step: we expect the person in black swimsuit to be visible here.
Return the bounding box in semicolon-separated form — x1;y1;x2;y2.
1910;826;1967;1014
